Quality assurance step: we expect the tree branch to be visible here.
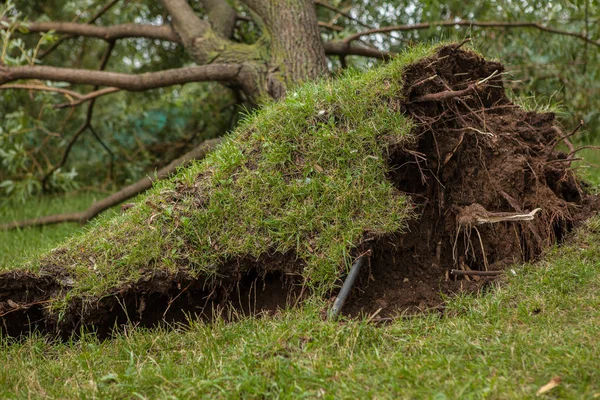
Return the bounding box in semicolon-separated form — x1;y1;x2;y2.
323;41;391;59
159;0;211;48
200;0;237;38
54;87;120;108
0;64;242;91
0;138;221;230
343;20;600;47
38;0;121;59
17;21;180;42
0;83;121;108
11;20;391;60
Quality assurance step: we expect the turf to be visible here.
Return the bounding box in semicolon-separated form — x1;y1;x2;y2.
13;44;439;303
0;214;598;398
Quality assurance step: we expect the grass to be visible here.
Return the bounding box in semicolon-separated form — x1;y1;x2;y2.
0;206;599;398
0;191;109;267
11;43;440;304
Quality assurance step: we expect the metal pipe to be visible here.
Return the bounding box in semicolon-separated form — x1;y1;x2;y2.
329;256;366;319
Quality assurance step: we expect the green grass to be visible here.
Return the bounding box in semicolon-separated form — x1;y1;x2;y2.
0;212;599;398
12;43;440;303
0;192;109;267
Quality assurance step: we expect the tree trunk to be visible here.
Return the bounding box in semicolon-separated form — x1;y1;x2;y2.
241;0;328;99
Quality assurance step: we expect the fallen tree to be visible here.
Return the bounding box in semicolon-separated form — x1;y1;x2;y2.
0;44;597;337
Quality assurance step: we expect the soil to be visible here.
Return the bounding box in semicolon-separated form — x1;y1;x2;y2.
1;45;597;338
344;45;598;318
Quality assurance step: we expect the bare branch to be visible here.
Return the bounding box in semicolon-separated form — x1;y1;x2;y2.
87;0;122;24
314;0;400;42
343;20;600;47
0;138;221;230
0;64;242;91
16;21;180;42
411;70;498;102
319;22;343;32
54;87;120;109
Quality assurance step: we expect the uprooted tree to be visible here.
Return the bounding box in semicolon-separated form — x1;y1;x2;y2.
0;1;599;337
0;43;598;337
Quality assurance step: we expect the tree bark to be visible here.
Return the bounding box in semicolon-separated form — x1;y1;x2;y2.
241;0;328;99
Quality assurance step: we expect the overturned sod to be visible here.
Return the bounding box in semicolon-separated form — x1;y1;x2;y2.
0;44;597;337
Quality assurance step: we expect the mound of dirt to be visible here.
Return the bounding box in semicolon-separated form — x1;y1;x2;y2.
1;44;597;337
344;45;598;318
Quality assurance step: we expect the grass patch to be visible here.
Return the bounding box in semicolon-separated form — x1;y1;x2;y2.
0;192;108;267
0;218;598;398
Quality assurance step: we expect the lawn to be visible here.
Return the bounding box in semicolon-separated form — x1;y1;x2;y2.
0;190;599;398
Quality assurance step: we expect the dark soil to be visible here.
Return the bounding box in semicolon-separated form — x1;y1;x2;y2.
1;45;597;338
343;45;598;318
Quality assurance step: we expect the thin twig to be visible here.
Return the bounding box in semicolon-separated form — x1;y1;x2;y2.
342;20;600;48
88;124;115;181
54;87;120;109
41;41;116;190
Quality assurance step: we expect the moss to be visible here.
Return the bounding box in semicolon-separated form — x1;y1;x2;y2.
24;43;439;300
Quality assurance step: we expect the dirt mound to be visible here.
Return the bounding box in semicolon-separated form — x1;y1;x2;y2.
344;45;597;318
0;44;597;337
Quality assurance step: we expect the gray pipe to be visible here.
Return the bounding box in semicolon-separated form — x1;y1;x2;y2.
329;256;366;319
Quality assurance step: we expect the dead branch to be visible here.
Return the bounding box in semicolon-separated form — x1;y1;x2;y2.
0;64;242;91
412;70;498;103
568;146;600;158
0;138;222;231
343;20;600;48
412;83;477;103
88;125;115;181
545;157;583;165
